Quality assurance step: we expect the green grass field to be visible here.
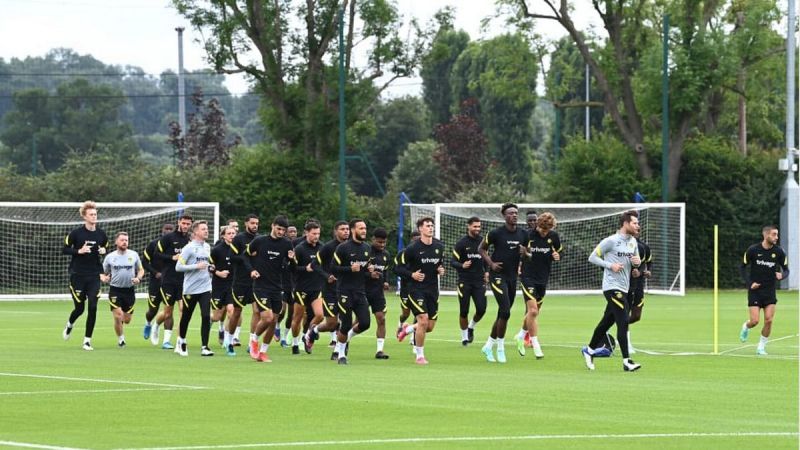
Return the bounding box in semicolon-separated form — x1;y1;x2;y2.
0;290;797;450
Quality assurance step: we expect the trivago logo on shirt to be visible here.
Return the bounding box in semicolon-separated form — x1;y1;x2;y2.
756;259;776;268
421;258;441;264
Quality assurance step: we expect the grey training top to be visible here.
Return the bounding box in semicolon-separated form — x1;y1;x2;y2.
103;250;142;288
175;240;212;295
588;232;640;293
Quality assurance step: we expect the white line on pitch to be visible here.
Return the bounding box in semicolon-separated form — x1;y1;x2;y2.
0;440;87;450
0;373;207;390
719;334;799;355
0;387;182;396
116;431;800;449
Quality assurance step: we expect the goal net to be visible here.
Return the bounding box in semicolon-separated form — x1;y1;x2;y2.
403;203;685;296
0;202;219;300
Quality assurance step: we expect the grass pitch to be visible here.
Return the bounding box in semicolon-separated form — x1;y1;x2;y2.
0;290;797;450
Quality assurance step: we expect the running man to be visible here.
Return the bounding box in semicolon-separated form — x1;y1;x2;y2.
142;223;174;343
62;200;109;351
246;216;295;362
228;214;260;352
293;221;324;354
450;217;487;346
396;217;446;365
100;231;143;348
175;220;214;357
581;210;642;372
211;225;237;354
330;219;373;365
516;212;562;359
153;214;193;349
739;225;789;355
309;220;350;359
366;227;392;359
478;203;529;363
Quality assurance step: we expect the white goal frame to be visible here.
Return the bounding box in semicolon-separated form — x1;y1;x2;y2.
0;202;220;300
403;202;685;297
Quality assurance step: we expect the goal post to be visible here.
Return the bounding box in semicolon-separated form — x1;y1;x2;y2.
0;202;220;300
403;203;685;297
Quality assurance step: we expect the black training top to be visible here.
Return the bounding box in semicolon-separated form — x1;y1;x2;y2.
293;239;324;292
366;246;391;293
155;230;190;285
210;241;235;288
741;243;789;290
396;238;446;290
451;234;485;283
63;225;109;276
230;230;258;286
484;225;529;278
246;235;294;291
331;239;372;291
521;229;563;284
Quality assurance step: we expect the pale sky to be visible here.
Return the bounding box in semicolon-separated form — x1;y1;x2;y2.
0;0;595;97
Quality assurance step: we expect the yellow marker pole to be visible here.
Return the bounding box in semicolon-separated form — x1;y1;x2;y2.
713;224;719;354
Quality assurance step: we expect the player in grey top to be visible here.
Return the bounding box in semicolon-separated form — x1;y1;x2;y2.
100;232;144;348
581;210;642;372
175;220;214;357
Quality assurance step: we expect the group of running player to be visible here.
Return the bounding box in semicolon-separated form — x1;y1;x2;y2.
61;200;787;369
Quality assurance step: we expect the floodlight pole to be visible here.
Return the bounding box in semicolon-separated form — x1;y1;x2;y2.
176;27;187;141
780;0;799;289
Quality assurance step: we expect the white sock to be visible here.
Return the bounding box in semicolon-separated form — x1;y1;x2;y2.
586;346;596;355
347;328;357;341
223;331;231;346
497;338;505;349
163;329;172;344
398;321;403;328
627;331;632;347
250;333;257;343
413;346;420;356
484;337;495;349
330;332;336;342
468;319;476;329
742;321;749;330
234;326;241;339
336;342;346;357
517;328;526;339
119;334;125;343
218;322;224;332
416;346;425;358
531;336;540;346
758;335;768;348
260;343;269;353
404;324;416;334
65;321;73;329
292;336;300;346
83;337;91;344
377;338;385;352
461;329;468;341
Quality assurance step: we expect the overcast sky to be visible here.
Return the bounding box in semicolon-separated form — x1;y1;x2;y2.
1;0;599;97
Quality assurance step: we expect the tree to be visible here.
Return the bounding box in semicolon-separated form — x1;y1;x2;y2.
172;0;430;162
0;79;134;173
433;99;488;197
168;89;241;169
386;140;443;203
420;8;470;126
450;33;538;191
505;0;785;197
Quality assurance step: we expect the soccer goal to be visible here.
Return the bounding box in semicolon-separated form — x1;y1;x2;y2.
0;202;219;300
403;203;685;296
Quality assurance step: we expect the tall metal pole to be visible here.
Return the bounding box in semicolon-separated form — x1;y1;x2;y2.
661;14;670;202
31;132;37;176
338;8;347;220
176;27;187;142
585;64;590;141
780;0;799;289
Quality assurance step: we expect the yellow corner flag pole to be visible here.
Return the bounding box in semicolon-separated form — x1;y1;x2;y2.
713;224;719;354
